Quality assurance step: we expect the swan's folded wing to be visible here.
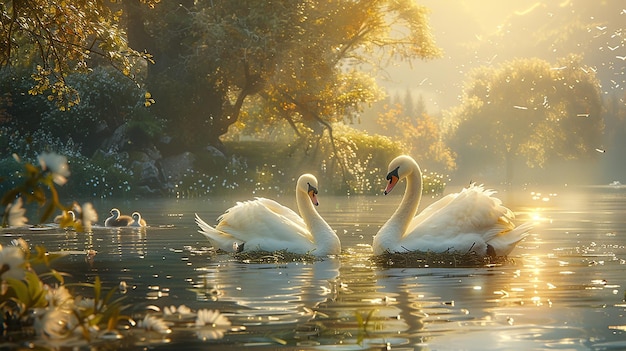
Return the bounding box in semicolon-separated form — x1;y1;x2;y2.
406;193;457;235
410;185;512;239
255;198;308;229
216;198;313;243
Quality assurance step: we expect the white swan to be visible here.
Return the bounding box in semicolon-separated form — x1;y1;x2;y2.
104;208;133;227
195;174;341;256
373;155;531;256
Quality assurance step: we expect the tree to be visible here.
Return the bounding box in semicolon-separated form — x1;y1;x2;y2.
376;100;456;171
124;0;441;154
450;55;604;183
601;92;626;180
0;0;153;109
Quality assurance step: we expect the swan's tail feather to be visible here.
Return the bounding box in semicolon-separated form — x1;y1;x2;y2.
195;213;240;252
488;221;533;256
195;213;219;237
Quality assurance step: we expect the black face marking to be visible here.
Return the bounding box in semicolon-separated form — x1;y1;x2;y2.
307;182;318;194
387;166;400;184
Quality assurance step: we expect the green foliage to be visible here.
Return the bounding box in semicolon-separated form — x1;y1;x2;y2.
130;0;441;151
64;155;133;199
0;0;153;110
450;55;604;177
0;239;130;343
0;153;134;203
218;124;448;197
0;155;66;226
0;151;102;232
5;271;48;312
0;125;82;163
0;67;154;156
321;124;404;195
167;167;244;199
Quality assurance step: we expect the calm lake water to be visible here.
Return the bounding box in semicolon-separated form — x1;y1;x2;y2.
4;184;626;350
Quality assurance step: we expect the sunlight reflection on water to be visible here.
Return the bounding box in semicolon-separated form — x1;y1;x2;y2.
3;185;626;349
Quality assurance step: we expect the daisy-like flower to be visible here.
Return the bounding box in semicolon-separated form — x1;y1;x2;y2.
6;197;28;227
33;306;78;339
0;244;27;281
74;296;104;312
45;285;75;310
163;304;193;317
195;309;231;327
195;309;231;341
138;315;171;334
38;152;70;186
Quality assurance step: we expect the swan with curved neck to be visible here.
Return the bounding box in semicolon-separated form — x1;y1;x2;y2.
129;212;147;227
195;174;340;256
104;208;133;227
373;155;531;256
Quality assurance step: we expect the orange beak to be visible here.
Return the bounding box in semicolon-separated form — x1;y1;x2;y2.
384;175;399;195
309;190;319;206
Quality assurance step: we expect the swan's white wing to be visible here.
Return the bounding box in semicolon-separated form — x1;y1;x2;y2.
416;186;512;236
216;198;314;244
254;198;310;233
406;193;457;234
402;185;519;254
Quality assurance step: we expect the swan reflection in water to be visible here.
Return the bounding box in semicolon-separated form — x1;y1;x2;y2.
192;257;341;324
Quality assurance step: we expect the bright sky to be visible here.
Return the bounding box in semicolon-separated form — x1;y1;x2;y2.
379;0;624;114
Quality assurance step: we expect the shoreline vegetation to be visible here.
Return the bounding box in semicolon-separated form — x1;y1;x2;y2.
0;138;450;201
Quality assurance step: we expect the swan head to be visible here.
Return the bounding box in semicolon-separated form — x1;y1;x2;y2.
110;208;121;217
384;155;419;195
132;212;141;221
298;174;319;206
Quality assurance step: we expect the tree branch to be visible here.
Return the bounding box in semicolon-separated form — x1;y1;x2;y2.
275;88;350;187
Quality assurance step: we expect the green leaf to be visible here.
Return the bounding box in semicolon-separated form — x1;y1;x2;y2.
26;271;46;308
4;278;29;304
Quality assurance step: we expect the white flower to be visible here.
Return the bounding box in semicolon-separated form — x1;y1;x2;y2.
195;309;231;327
34;306;78;339
6;197;28;227
80;202;98;231
138;315;171;334
74;296;103;311
45;285;74;310
163;304;193;317
0;244;26;280
38;152;70;185
195;309;231;341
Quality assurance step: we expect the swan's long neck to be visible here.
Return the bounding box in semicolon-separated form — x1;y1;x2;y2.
296;190;338;255
376;165;422;251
